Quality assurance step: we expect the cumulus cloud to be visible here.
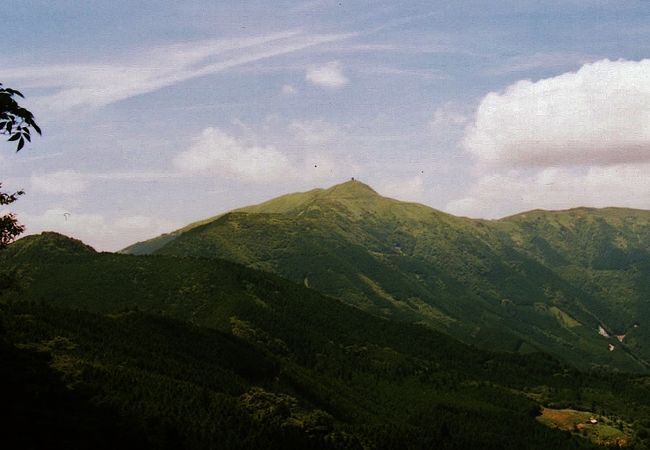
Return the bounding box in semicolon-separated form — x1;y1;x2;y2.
306;61;349;88
464;59;650;168
31;170;89;195
17;209;177;251
173;127;340;183
174;127;293;181
450;59;650;218
447;163;650;218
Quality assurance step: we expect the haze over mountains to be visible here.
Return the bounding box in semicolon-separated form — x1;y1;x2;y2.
123;179;650;372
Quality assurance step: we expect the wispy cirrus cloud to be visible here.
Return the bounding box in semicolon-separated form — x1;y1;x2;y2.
361;65;447;80
289;119;341;145
483;51;600;76
0;30;356;112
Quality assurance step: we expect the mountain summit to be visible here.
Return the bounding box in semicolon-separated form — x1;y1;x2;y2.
323;179;379;198
122;180;650;371
6;232;96;259
236;179;386;217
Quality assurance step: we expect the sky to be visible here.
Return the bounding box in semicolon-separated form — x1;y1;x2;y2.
1;0;650;250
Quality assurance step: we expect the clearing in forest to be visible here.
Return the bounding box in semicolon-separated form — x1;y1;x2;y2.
537;407;630;446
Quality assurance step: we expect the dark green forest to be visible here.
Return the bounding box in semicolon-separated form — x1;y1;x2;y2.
3;232;650;449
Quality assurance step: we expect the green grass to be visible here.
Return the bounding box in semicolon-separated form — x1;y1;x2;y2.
538;408;631;446
120;180;650;372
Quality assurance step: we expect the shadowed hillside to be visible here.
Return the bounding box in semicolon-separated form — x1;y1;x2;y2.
4;232;650;448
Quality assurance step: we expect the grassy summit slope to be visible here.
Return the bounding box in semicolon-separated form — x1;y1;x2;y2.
124;180;650;371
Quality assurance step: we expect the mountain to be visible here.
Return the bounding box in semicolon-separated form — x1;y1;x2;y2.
8;231;96;258
3;232;650;448
123;180;650;372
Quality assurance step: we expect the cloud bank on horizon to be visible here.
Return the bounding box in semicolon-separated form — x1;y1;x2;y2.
449;58;650;218
2;1;650;250
465;59;650;169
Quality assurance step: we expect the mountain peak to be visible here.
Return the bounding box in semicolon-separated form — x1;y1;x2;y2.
324;179;379;198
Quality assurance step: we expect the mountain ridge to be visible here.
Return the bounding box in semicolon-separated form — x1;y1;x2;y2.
118;180;650;372
123;180;650;256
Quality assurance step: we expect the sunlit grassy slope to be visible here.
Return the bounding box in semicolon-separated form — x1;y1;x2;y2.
123;180;650;372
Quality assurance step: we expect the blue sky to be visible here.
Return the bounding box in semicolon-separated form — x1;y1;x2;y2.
2;1;650;250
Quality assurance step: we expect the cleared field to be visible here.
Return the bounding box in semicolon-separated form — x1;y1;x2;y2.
537;407;630;446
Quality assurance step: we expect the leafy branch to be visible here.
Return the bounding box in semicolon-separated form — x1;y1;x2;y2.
0;183;25;249
0;83;41;151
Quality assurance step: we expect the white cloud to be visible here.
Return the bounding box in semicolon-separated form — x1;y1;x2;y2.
173;126;342;183
447;163;650;218
281;84;297;95
450;59;650;218
464;59;650;169
175;124;353;183
174;127;294;182
18;208;177;251
0;31;356;112
306;61;349;88
31;170;89;195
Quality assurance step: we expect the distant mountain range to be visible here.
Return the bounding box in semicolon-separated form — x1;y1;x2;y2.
123;179;650;372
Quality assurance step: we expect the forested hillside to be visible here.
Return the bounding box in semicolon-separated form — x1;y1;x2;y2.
4;232;650;448
124;180;650;372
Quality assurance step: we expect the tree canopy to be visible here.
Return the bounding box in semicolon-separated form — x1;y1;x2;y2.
0;82;40;249
0;186;24;249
